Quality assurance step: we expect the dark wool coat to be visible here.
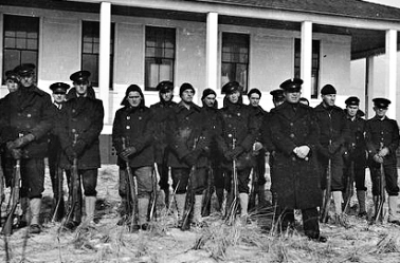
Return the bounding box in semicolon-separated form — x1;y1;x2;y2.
112;105;154;168
150;100;177;164
314;103;351;157
166;102;210;169
1;85;55;158
344;110;366;161
269;102;322;209
58;95;104;169
215;103;256;170
365;115;400;165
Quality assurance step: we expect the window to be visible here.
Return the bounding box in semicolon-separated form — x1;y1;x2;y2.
82;21;114;88
294;39;320;98
3;15;39;83
145;26;176;91
221;33;249;93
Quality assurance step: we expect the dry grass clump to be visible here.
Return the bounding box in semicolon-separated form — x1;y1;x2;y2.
373;232;400;254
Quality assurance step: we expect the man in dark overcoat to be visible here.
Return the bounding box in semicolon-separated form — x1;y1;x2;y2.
48;82;69;221
3;63;55;234
247;88;268;208
365;98;400;225
166;83;210;226
269;78;326;242
216;81;256;223
314;84;350;223
200;88;221;215
112;84;155;231
58;70;104;230
342;96;367;218
150;81;177;207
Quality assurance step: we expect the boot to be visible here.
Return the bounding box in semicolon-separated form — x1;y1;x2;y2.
85;196;96;225
388;196;400;225
175;194;186;222
117;196;128;226
216;188;224;212
239;193;249;225
332;191;345;225
30;198;42;234
138;194;150;227
193;195;203;225
356;190;367;218
258;185;267;208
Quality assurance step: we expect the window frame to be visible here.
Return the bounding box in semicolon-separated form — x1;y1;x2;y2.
144;26;176;91
2;14;39;84
81;20;115;89
294;38;321;99
221;32;250;94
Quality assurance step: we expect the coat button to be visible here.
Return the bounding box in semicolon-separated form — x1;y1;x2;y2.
292;157;296;161
72;109;76;113
27;114;32;118
126;126;130;130
290;134;295;138
127;116;130;120
290;122;293;126
139;116;142;120
72;129;76;133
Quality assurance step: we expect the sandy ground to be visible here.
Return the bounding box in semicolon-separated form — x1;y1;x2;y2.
1;165;400;263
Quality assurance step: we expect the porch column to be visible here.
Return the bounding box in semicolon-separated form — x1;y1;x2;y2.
300;21;312;100
206;12;219;92
99;2;111;123
365;56;375;118
385;29;397;119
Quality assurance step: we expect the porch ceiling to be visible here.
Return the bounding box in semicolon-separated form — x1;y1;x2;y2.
2;0;398;60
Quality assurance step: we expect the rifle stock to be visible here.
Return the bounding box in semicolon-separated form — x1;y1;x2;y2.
225;130;239;225
343;161;355;214
122;137;138;230
375;145;385;223
1;158;21;236
320;158;331;223
180;166;196;231
149;163;159;221
66;134;80;224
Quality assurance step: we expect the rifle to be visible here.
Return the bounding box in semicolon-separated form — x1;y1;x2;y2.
225;130;239;225
2;134;23;236
0;157;4;229
343;161;355;214
180;166;196;231
201;166;213;217
149;163;159;221
65;134;81;225
375;143;385;223
51;152;64;223
320;158;332;223
122;137;138;230
249;144;258;211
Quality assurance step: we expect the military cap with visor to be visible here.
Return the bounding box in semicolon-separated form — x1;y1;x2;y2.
50;82;70;94
14;63;36;77
222;81;241;94
279;78;303;92
70;70;91;84
345;96;360;106
373;98;391;109
156;81;174;93
5;70;19;82
270;89;285;100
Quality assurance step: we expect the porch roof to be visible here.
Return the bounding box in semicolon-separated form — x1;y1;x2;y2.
2;0;400;59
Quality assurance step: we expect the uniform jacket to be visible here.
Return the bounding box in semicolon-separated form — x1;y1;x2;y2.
269;101;322;209
150;100;177;164
1;85;55;158
314;103;350;156
201;104;220;164
215;102;256;170
58;93;104;169
112;105;154;168
48;103;64;162
365;115;399;165
166;102;210;168
344;110;366;161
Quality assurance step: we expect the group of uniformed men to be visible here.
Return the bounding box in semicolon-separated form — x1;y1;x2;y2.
0;63;400;244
